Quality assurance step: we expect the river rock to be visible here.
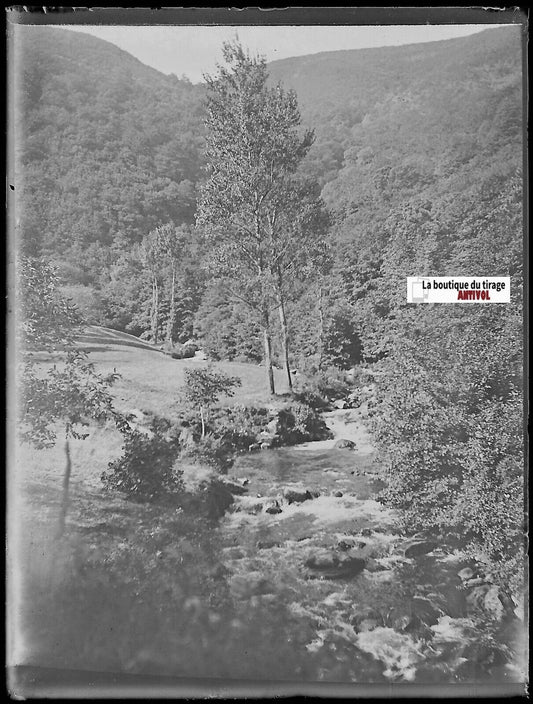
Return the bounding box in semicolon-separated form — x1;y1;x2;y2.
334;438;356;450
333;490;344;498
305;552;366;580
364;559;388;573
411;596;442;626
305;550;338;570
358;618;381;632
337;539;355;551
265;504;282;515
483;585;505;621
221;479;248;496
465;583;504;620
205;481;234;520
404;541;438;558
229;572;274;599
432;583;467;618
351;606;382;632
457;567;475;581
223;547;246;560
465;583;491;611
257;539;281;550
283;488;317;504
266;418;279;434
242;502;264;515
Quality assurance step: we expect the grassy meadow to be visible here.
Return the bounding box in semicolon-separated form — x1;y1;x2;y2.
11;327;313;682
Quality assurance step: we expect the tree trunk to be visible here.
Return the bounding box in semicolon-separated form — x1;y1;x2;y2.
278;295;293;392
200;406;205;438
151;276;159;345
262;309;275;395
56;437;72;539
318;282;325;369
275;267;292;392
166;265;176;345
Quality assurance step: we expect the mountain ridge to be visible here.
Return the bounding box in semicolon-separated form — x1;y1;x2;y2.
12;23;522;342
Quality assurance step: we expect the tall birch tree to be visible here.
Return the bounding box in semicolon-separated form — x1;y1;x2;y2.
197;41;329;394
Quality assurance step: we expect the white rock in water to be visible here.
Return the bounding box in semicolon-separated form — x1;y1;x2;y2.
356;627;424;682
457;567;474;581
483;585;504;621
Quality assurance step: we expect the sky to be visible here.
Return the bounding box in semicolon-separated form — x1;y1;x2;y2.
60;24;500;83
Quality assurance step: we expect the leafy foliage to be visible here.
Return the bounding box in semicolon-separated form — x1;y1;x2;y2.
102;421;183;502
19;350;120;449
17;257;123;449
180;364;242;436
181;365;242;409
17;256;82;353
275;403;333;445
197;40;330;392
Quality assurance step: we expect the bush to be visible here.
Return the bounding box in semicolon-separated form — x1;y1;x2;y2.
102;421;182;502
175;401;330;456
371;307;524;597
174;406;270;465
170;343;197;359
294;366;353;407
178;432;235;474
276;403;333;445
209;406;270;451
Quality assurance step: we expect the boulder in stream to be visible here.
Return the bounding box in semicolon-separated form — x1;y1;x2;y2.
257;539;281;550
350;606;382;632
229;571;274;599
337;539;356;551
221;479;248;496
265;502;282;515
404;540;438;558
457;567;475;581
305;551;366;580
283;487;319;504
411;596;442;626
333;438;357;450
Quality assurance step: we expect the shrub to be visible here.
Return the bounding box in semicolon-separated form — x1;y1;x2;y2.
179;365;241;437
371;306;524;597
276;403;332;445
294;366;353;407
170;343;197;359
102;421;182;502
178;432;235;474
209;406;270;451
174;406;270;468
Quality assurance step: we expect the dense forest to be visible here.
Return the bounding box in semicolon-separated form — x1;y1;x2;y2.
14;24;524;595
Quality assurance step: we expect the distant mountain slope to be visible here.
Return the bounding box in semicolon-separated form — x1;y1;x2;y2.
268;26;522;188
12;25;523;345
14;26;206;280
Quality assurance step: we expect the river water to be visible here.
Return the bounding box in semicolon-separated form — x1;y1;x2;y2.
214;415;525;684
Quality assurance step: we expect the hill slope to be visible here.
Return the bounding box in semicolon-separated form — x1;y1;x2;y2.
12;26;523;345
269;26;522;188
14;26;205;279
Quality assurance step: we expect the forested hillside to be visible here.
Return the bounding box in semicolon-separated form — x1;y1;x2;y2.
14;26;206;335
14;25;522;352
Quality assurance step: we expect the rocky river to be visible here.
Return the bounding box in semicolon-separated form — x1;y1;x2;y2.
213;408;526;684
